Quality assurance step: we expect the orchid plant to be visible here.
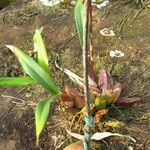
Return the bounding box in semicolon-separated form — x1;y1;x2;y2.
0;28;61;145
56;59;141;120
0;0;141;149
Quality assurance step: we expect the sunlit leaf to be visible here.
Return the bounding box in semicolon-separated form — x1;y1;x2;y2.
91;132;136;142
6;45;59;95
35;96;57;145
66;130;84;140
94;96;106;110
67;130;136;142
33;28;49;72
74;0;85;47
0;77;34;87
38;26;43;33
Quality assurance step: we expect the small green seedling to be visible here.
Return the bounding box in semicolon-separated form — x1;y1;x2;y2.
0;28;60;145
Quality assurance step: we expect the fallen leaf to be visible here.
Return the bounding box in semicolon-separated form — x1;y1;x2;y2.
91;132;136;142
75;95;85;109
65;86;82;97
95;109;108;123
66;130;84;140
60;93;74;108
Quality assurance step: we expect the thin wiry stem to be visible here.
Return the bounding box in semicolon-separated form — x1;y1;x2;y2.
89;2;94;63
83;0;90;123
82;0;92;149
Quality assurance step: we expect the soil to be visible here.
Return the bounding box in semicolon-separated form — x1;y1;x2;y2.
0;0;150;150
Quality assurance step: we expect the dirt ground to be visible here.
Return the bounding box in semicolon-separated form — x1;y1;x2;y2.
0;0;150;150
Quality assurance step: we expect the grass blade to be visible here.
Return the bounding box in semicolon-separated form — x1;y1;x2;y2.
6;45;59;95
74;0;85;47
33;28;49;72
35;96;57;145
0;77;34;87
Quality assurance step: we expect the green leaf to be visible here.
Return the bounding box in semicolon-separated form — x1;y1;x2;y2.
6;45;59;95
38;26;43;33
0;77;35;87
74;0;85;47
33;28;49;72
35;96;57;145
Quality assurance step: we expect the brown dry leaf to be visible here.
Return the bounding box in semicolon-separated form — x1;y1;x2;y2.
75;95;85;109
95;109;108;123
65;86;82;97
60;93;74;108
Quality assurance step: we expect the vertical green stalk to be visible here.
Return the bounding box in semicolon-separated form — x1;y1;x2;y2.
82;0;93;149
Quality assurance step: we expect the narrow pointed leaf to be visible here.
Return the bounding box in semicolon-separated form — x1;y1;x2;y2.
38;26;43;33
75;0;85;47
6;45;59;95
66;130;84;140
0;77;35;87
35;96;57;145
33;28;49;72
91;132;136;142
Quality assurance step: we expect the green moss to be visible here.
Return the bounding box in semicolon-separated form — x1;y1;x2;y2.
112;63;125;78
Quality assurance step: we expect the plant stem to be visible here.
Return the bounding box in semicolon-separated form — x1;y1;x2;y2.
82;0;92;149
89;2;94;63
